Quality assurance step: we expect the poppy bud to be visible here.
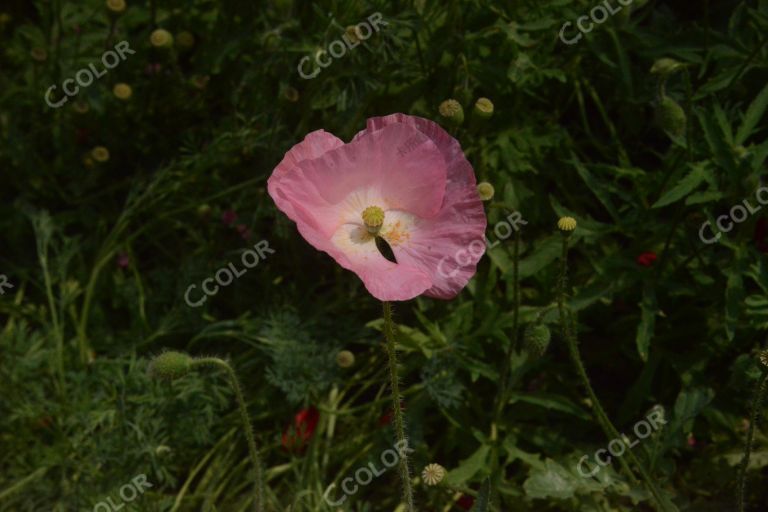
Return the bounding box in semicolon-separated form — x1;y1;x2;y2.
656;96;686;139
113;83;132;100
106;0;126;14
523;324;551;358
650;58;684;77
148;351;193;380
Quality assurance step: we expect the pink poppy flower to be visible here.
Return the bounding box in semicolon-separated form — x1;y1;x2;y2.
267;114;487;301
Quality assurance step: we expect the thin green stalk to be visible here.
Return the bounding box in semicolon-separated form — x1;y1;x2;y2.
557;235;672;511
737;367;768;512
194;358;264;512
382;302;415;511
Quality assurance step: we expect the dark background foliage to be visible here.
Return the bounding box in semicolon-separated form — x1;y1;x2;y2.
1;0;768;510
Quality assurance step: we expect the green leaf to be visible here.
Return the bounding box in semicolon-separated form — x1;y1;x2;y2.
507;392;592;421
523;458;577;499
652;164;709;208
635;283;657;361
445;445;491;486
736;82;768;144
470;478;492;512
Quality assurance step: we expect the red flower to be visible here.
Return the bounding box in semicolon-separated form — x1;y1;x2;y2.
222;209;238;227
636;251;657;267
457;495;474;510
116;252;130;269
281;407;319;452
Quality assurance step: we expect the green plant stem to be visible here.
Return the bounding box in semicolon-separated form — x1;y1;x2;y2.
737;368;768;512
194;357;264;512
382;302;415;512
557;236;671;510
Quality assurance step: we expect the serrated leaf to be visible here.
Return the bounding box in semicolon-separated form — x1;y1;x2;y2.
736;82;768;144
445;445;491;486
652;165;709;208
635;283;657;361
523;459;577;499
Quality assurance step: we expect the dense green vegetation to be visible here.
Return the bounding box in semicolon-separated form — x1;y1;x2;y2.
2;0;768;510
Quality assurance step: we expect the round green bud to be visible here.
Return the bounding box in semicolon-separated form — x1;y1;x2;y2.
656;96;687;139
336;350;355;368
523;324;551;358
148;351;193;380
197;204;212;219
477;182;495;201
650;58;684;77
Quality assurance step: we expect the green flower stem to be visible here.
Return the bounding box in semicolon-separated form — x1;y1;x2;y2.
194;357;264;512
557;236;672;511
382;301;415;512
737;367;768;512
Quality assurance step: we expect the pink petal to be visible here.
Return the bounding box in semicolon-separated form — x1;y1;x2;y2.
393;185;487;299
354;113;477;191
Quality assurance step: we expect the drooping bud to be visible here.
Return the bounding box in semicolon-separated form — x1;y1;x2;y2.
472;97;494;121
336;350;355;368
421;463;446;486
557;216;577;232
438;99;464;126
477;182;494;201
650;58;684;77
655;96;687;139
197;204;212;219
362;206;385;235
523;324;551;358
148;351;193;380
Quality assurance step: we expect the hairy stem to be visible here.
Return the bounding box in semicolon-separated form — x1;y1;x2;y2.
557;236;672;510
195;358;264;512
382;301;415;511
737;368;768;512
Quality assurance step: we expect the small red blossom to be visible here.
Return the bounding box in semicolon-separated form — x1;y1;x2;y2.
221;209;238;227
236;223;253;241
116;252;130;269
457;495;474;510
281;407;319;452
636;251;657;267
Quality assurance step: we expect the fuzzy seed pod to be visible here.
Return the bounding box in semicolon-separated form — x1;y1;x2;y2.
148;351;193;380
106;0;126;14
473;97;494;120
438;99;464;126
336;350;355;368
524;324;551;358
150;29;174;48
113;83;132;100
656;96;686;139
421;463;446;486
557;216;577;232
90;146;110;163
